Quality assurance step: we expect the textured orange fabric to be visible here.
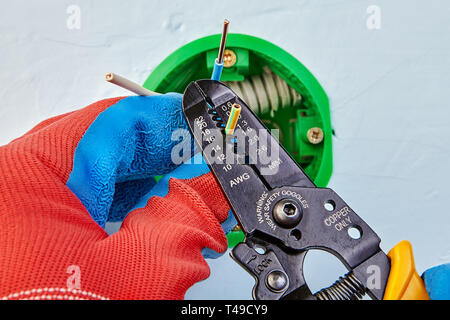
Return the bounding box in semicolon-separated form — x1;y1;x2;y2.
0;98;229;300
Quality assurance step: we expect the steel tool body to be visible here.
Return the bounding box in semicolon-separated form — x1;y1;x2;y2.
182;79;428;300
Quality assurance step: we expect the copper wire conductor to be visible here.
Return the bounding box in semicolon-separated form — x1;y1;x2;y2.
217;19;230;63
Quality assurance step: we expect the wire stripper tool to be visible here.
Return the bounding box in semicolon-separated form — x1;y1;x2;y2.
182;79;429;300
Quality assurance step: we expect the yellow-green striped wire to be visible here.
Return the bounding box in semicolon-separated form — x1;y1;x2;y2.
225;103;242;135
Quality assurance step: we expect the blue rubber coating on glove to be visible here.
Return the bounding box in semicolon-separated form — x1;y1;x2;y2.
423;263;450;300
135;152;237;259
133;152;208;204
67;93;189;227
108;177;156;222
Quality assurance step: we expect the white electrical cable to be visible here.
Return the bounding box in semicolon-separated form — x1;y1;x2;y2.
250;74;270;113
226;67;302;116
228;82;244;102
240;78;260;114
290;87;302;106
105;73;159;96
261;67;279;113
274;72;291;108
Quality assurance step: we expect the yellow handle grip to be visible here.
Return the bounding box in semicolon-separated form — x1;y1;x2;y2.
383;240;429;300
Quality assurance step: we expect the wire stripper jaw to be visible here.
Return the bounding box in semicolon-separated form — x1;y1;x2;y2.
182;79;391;300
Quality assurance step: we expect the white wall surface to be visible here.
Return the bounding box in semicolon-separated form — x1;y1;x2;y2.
1;0;450;299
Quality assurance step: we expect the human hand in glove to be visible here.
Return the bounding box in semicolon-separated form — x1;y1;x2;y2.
0;94;232;300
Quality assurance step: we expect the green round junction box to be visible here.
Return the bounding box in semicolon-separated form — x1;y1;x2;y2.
143;34;333;247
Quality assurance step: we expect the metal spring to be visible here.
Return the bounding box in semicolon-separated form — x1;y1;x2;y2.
314;271;367;300
226;67;302;116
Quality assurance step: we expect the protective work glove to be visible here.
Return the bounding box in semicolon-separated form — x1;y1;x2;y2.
423;264;450;300
0;94;230;300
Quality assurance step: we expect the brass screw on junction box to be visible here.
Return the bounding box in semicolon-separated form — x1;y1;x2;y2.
307;127;324;144
223;49;237;68
232;225;242;232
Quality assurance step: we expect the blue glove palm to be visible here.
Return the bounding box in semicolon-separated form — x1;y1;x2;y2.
67;93;189;227
423;264;450;300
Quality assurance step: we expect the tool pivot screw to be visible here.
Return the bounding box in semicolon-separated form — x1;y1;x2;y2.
266;270;288;292
273;199;302;228
283;203;296;216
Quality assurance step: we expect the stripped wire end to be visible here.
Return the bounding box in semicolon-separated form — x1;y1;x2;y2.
218;19;230;64
105;72;159;96
225;103;241;135
211;19;230;81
